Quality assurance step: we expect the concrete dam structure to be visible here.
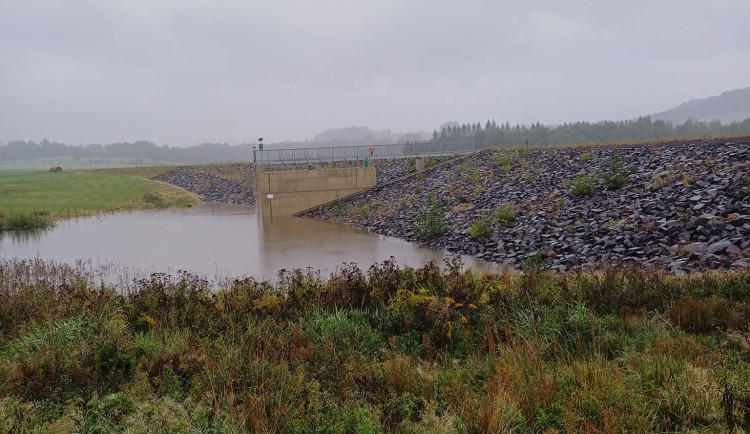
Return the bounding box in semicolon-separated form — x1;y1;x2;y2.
252;141;476;218
255;166;376;218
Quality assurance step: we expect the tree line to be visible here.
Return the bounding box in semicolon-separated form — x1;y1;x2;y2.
431;116;750;147
2;116;750;164
0;140;256;164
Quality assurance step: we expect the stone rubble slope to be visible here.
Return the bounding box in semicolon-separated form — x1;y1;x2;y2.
154;164;256;205
152;159;443;205
301;137;750;273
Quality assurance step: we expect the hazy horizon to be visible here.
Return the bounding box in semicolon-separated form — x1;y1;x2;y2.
2;0;749;147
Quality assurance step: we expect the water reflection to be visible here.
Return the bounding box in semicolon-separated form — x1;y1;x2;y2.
0;228;50;243
257;215;468;276
0;204;495;283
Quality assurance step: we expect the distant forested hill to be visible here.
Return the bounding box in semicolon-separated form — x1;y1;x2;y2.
651;87;750;125
311;126;430;146
312;126;397;144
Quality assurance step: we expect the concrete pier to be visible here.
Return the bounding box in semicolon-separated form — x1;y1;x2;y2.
255;166;376;217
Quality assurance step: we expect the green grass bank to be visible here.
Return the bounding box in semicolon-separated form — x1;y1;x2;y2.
0;168;199;230
0;259;747;432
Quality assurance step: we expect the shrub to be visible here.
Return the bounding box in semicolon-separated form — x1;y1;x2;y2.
414;194;447;239
571;175;596;196
492;153;512;167
86;392;136;425
2;316;134;402
356;205;369;218
495;203;517;224
517;140;532;156
522;250;546;271
580;152;594;161
255;293;282;314
457;160;472;173
650;174;665;189
600;153;629;190
0;212;53;232
470;169;481;184
664;296;740;333
714;350;750;429
469;216;493;238
330;198;345;217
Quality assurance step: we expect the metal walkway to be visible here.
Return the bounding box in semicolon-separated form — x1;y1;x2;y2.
253;141;475;165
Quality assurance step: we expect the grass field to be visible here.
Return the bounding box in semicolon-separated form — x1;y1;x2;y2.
0;168;199;225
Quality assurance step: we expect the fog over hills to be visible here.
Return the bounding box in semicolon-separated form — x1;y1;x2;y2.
3;86;750;166
310;87;750;146
650;87;750;125
308;127;431;146
313;126;396;143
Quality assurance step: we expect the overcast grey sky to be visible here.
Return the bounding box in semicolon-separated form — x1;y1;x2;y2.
1;0;748;146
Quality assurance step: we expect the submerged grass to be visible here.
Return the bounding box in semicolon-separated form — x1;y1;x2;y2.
0;258;748;432
0;212;54;231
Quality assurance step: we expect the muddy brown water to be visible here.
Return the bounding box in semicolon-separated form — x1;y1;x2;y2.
0;204;495;284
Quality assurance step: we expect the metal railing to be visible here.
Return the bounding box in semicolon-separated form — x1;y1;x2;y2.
253;141;475;165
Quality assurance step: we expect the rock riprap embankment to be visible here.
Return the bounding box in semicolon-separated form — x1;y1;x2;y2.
154;159;445;206
154;164;255;205
301;138;750;273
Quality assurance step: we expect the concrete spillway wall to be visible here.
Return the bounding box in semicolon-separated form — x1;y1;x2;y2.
255;166;376;217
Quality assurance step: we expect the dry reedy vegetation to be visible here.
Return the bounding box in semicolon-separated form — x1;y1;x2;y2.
0;258;748;432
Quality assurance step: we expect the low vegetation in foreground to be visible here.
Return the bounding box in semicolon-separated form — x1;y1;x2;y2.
0;259;748;432
0;169;199;229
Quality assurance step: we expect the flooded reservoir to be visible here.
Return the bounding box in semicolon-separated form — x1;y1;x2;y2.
0;204;492;283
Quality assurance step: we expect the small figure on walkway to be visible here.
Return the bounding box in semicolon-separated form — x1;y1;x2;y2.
369;145;374;157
